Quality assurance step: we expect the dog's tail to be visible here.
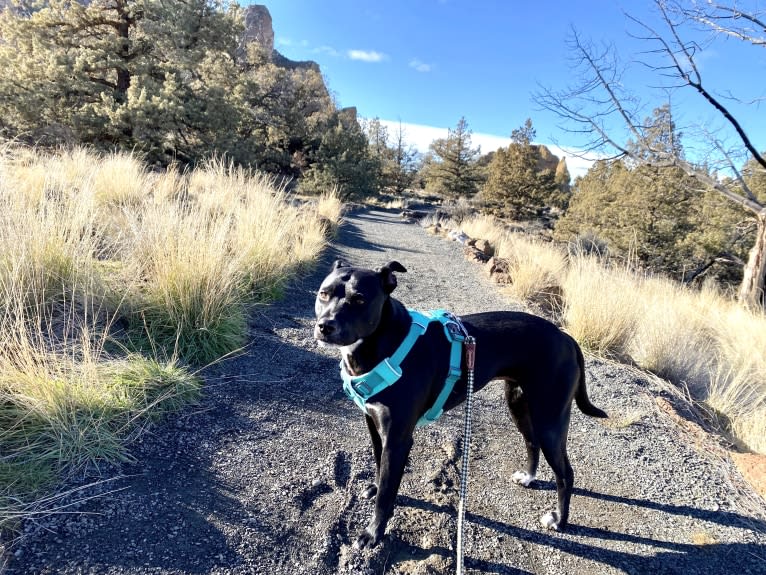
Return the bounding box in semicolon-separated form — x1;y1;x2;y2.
573;339;608;419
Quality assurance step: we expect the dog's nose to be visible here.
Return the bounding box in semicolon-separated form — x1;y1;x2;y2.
316;319;336;336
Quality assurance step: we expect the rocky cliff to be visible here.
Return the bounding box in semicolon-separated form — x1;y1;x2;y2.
533;144;568;176
241;4;274;53
241;4;320;73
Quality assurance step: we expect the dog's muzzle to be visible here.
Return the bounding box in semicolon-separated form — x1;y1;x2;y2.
314;318;349;345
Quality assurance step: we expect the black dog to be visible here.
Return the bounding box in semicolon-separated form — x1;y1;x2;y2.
314;260;607;549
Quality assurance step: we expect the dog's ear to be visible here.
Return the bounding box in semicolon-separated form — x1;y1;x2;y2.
382;261;407;274
378;261;406;294
332;260;351;271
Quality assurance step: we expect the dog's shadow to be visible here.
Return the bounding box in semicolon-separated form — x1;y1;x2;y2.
392;488;766;574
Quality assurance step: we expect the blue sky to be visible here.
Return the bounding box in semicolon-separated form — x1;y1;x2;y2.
263;1;765;178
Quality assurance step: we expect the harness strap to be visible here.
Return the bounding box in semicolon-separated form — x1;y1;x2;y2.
340;309;466;426
417;311;465;426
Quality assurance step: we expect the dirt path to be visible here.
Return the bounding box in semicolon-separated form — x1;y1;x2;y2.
4;208;766;575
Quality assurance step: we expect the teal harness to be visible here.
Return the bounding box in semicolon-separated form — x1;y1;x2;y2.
340;309;467;427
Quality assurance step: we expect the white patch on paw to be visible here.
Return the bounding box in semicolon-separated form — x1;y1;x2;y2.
541;511;560;530
512;471;535;487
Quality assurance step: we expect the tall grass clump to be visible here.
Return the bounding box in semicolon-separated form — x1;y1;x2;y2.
0;149;103;310
0;145;338;527
123;157;336;362
0;279;201;529
565;257;766;453
124;198;251;364
91;151;149;207
626;277;716;395
315;188;344;234
459;214;506;245
495;235;567;305
703;296;766;453
558;256;639;359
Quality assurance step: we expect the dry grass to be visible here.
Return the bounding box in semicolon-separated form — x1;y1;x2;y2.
704;298;766;453
627;279;716;395
450;213;766;454
0;145;339;526
497;236;567;305
460;214;506;245
562;256;642;359
92;151;150;207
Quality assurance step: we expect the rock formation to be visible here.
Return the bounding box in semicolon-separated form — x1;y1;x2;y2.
241;4;320;72
240;4;274;54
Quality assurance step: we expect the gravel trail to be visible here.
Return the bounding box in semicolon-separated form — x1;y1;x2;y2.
3;208;765;575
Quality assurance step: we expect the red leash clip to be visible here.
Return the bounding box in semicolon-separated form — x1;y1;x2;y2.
464;336;476;371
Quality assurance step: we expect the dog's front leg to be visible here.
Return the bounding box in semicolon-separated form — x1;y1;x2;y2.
355;435;413;549
362;414;382;500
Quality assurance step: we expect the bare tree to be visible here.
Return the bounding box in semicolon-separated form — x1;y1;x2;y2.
534;0;766;308
389;121;420;195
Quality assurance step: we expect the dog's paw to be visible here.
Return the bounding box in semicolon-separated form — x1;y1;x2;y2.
541;511;561;531
361;484;378;500
353;528;380;550
512;471;535;487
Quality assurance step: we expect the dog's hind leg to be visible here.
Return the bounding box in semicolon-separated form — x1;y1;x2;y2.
538;424;574;531
504;382;540;488
362;414;382;500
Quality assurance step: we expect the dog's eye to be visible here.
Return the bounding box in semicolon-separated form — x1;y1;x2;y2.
350;295;365;305
317;290;330;302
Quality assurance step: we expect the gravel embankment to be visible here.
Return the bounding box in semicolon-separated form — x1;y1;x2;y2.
2;208;765;575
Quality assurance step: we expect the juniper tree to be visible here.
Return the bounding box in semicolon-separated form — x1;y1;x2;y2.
483;118;560;219
301;109;379;200
555;107;751;285
0;0;243;161
239;45;336;175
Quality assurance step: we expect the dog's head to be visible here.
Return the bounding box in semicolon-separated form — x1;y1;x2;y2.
314;260;407;346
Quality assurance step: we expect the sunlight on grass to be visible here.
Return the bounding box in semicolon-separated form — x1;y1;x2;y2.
454;212;766;454
92;151;149;207
0;292;201;527
0;144;339;528
562;256;641;359
497;235;567;305
627;277;715;395
123;197;251;363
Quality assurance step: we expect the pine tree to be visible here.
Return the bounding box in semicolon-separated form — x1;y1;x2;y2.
362;119;419;195
424;117;481;198
385;121;419;195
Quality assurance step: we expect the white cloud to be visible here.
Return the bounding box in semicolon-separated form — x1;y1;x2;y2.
314;45;341;58
409;59;432;73
347;49;388;63
375;119;597;180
